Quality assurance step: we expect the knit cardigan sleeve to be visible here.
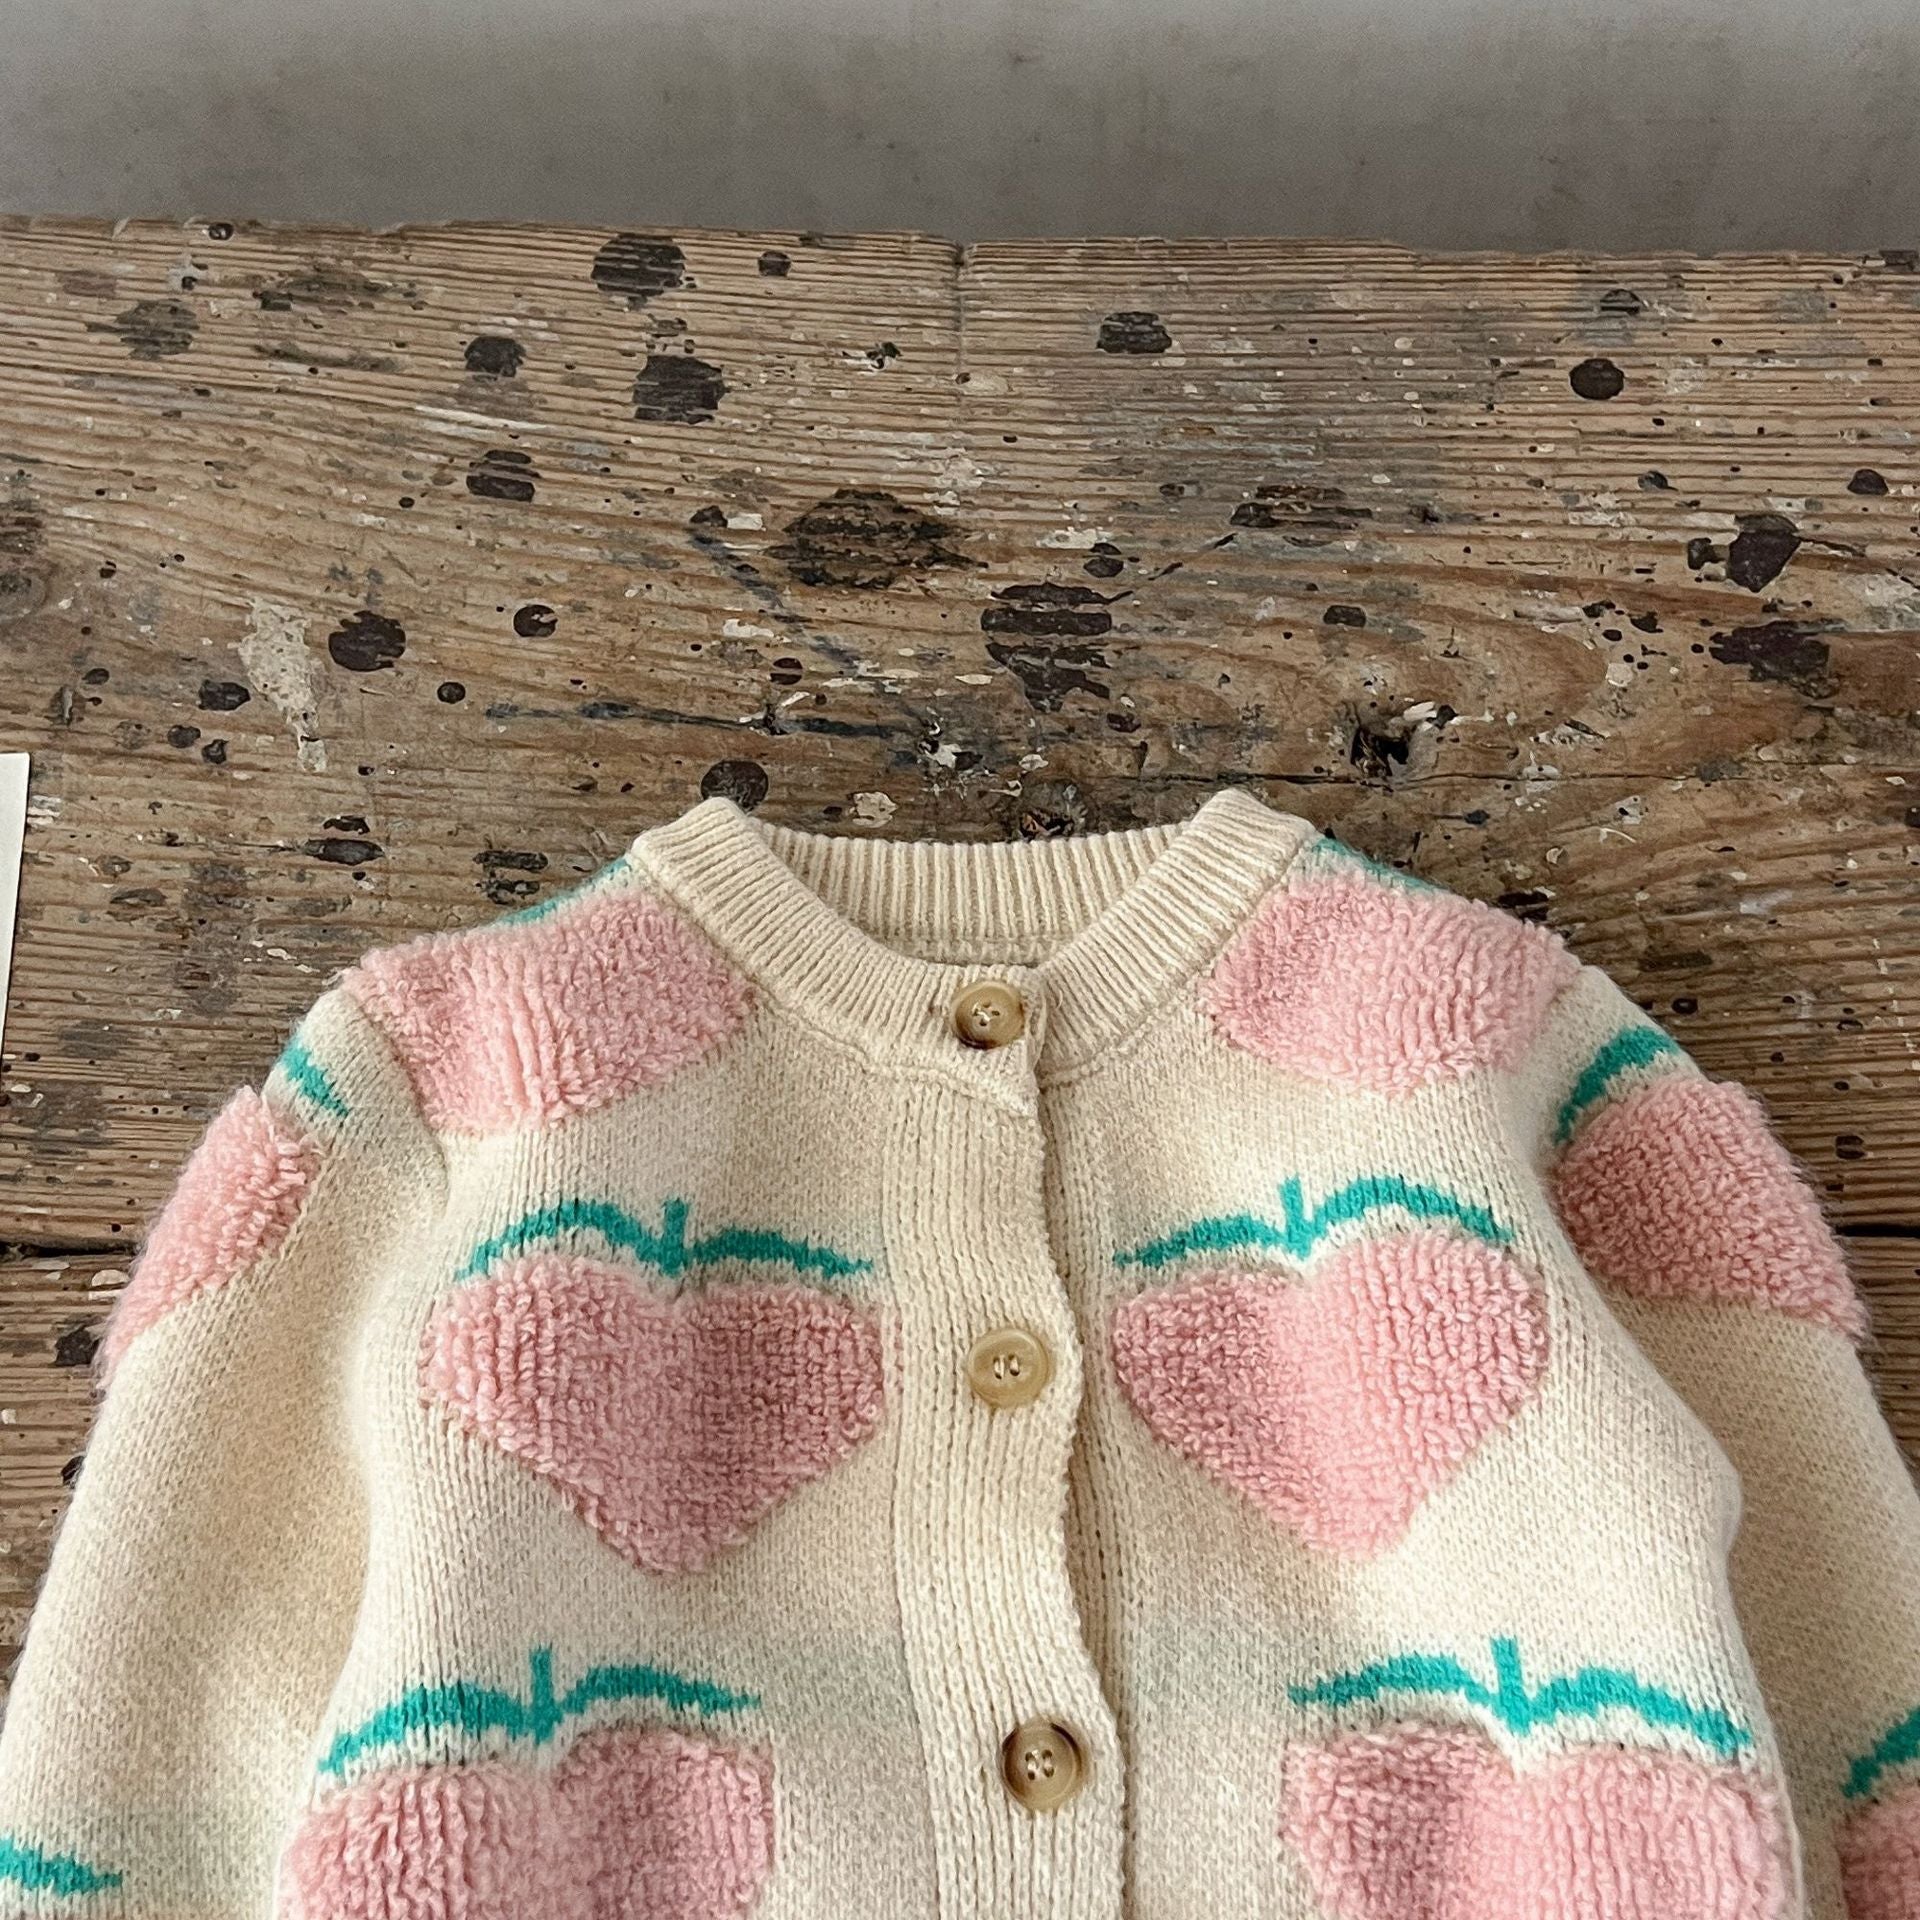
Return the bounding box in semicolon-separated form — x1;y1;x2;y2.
1510;959;1920;1919
0;983;443;1917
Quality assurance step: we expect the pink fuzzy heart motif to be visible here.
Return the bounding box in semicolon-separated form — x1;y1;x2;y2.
1282;1725;1787;1920
280;1726;773;1920
424;1254;885;1574
1111;1230;1548;1554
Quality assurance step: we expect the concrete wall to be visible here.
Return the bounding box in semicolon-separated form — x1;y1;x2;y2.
3;0;1914;247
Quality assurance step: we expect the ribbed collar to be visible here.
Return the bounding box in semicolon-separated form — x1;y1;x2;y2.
627;786;1317;1102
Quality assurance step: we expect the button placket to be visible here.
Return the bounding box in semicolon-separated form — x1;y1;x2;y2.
882;1054;1121;1910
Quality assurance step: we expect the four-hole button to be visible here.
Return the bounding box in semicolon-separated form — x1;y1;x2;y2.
1001;1718;1085;1812
951;980;1026;1050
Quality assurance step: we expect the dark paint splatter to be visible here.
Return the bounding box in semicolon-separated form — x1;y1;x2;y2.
465;335;525;377
438;681;467;703
1880;250;1918;273
105;299;198;359
201;739;227;765
61;1454;83;1488
325;814;370;834
1630;611;1660;633
513;603;557;638
632;355;726;424
1323;604;1367;627
475;847;550;907
1349;725;1411;782
1639;471;1671;490
592;235;686;305
1097;311;1172;354
327;610;407;671
166;724;201;748
1686;537;1725;570
1230;483;1371;540
198;679;250;711
701;759;770;809
1724;512;1800;591
467;449;538;501
53;1323;99;1369
771;488;971;588
758;251;791;277
982;582;1118;641
1084;542;1125;578
255;265;393;310
303;837;384;866
1599;288;1643;315
770;658;802;686
1569;357;1626;400
1496;888;1554;922
1848;467;1889;495
1708;621;1835;699
864;342;901;369
985;640;1112;712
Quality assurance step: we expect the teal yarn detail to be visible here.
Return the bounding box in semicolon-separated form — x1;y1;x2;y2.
1306;835;1437;893
497;853;633;927
456;1196;872;1285
1843;1704;1920;1801
1554;1024;1684;1145
276;1033;350;1119
1288;1636;1751;1760
0;1837;123;1896
319;1645;758;1777
1115;1175;1512;1271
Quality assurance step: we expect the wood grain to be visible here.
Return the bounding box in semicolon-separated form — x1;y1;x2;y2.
1;218;1915;1659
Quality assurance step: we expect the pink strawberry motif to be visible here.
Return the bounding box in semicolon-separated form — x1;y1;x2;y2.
423;1254;885;1574
1201;869;1579;1094
1110;1231;1548;1554
1282;1724;1788;1920
279;1726;773;1920
1841;1781;1920;1920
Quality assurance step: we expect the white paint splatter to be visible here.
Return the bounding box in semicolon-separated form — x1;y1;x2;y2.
237;598;327;771
852;791;896;826
723;619;777;639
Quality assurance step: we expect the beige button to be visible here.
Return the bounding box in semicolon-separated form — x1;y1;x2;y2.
951;979;1026;1050
966;1327;1052;1410
1001;1718;1085;1812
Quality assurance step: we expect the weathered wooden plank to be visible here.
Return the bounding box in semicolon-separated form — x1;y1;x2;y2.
0;222;1913;1662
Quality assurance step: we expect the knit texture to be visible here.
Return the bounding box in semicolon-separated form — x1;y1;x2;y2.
1;786;1915;1920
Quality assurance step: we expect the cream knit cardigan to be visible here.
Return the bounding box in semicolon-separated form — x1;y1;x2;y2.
1;787;1916;1920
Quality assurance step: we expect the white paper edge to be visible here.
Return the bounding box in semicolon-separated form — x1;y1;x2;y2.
0;753;26;1068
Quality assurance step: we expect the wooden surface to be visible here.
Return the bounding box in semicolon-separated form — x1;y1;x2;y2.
1;219;1917;1663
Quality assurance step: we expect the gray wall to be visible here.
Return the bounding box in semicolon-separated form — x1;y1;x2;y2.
3;0;1914;247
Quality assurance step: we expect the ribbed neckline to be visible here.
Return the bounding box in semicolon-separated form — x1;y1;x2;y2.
627;786;1318;1097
